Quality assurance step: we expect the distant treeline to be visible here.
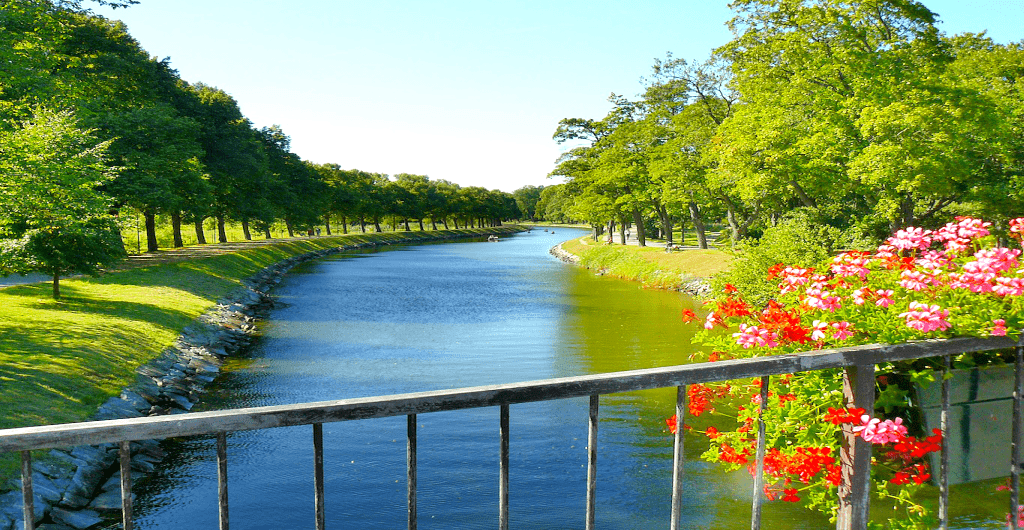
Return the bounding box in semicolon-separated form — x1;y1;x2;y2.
0;1;540;295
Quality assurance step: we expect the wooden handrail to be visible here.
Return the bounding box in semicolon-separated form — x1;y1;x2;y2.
2;335;1018;530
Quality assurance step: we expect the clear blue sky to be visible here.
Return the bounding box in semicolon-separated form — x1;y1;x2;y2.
94;0;1023;193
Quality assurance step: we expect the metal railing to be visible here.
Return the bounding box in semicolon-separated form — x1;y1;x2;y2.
2;335;1022;530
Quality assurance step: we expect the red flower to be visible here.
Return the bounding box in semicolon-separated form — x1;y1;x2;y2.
824;407;866;425
781;488;800;502
724;283;739;293
719;297;751;317
705;426;720;439
767;263;786;279
680;309;698;323
665;415;678;434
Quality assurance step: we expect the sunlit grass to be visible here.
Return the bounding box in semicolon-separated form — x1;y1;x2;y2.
560;236;733;288
0;227;518;481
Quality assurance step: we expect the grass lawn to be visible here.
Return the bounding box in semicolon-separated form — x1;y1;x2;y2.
0;227;516;482
559;236;733;288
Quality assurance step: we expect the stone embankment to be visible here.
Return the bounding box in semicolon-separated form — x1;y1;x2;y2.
549;242;712;297
0;229;521;530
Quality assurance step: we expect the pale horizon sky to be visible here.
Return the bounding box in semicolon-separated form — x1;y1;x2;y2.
94;1;1023;193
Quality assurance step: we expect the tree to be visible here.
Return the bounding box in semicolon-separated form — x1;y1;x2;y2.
512;185;544;221
0;107;125;298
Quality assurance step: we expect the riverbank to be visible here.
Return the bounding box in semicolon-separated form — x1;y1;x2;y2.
551;235;733;295
0;228;523;510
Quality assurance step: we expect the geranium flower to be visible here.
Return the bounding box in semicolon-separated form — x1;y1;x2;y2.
733;323;779;349
992;319;1008;337
831;321;854;341
898;302;951;333
886;227;933;251
874;289;895;308
811;320;829;341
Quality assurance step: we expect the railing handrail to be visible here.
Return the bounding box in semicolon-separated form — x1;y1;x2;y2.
0;335;1013;452
5;334;1021;530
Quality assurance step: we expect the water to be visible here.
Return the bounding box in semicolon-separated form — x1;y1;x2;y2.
124;230;998;529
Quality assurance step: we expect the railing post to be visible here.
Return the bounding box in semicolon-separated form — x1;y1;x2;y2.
499;404;509;530
1011;334;1024;530
938;355;950;530
20;451;33;530
837;364;875;530
314;423;325;530
120;441;134;530
217;432;229;530
408;414;417;530
586;395;598;530
751;376;770;530
670;384;686;530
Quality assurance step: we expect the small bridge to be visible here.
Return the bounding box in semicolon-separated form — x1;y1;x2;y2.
2;336;1022;529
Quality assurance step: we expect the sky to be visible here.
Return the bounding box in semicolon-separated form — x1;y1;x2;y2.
93;0;1024;193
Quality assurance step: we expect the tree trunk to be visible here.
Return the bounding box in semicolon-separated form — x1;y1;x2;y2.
285;219;294;238
374;219;382;232
453;218;459;229
52;273;60;300
404;219;411;231
341;215;348;234
143;211;159;252
430;218;437;230
324;215;332;235
631;208;646;247
194;218;207;244
689;200;708;249
264;227;272;239
419;219;425;231
216;215;228;243
656;202;673;246
359;216;366;233
443;218;449;229
171;211;184;248
242;219;252;240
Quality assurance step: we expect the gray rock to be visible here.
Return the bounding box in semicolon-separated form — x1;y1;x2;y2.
0;512;10;530
162;393;194;411
119;390;152;412
50;507;104;530
0;489;47;523
8;473;62;504
88;488;133;512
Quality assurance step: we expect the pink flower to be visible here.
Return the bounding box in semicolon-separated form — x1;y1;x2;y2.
994;277;1024;297
886;227;933;251
899;270;934;291
811;320;829;341
851;288;868;306
831;321;854;340
875;289;895;308
853;415;907;444
1010;218;1024;234
733;323;779;349
899;302;952;333
934;217;991;253
915;250;952;270
966;248;1021;274
992;319;1008;337
805;288;842;312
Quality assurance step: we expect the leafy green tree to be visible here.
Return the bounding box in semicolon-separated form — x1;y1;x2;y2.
0;107;125;298
512;185;544;221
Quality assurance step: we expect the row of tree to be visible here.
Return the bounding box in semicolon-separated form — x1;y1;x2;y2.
0;0;523;297
550;0;1024;248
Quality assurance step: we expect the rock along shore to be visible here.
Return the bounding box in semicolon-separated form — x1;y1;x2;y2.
549;241;713;297
0;227;523;530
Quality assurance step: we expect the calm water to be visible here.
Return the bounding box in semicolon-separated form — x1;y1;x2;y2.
126;230;999;529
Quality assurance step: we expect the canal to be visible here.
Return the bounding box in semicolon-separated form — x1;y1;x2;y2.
123;229;1000;529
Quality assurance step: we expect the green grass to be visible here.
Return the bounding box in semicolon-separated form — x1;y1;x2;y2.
0;227;519;482
560;236;733;289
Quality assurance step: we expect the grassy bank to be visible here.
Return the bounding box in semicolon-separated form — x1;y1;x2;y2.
0;227;518;480
559;236;733;289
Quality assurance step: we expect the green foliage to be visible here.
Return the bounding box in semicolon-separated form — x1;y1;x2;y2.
713;215;848;306
0;106;125;297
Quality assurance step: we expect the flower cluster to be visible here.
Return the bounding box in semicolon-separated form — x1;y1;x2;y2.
667;217;1024;526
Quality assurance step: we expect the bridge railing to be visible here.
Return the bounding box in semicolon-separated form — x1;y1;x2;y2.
2;336;1022;530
